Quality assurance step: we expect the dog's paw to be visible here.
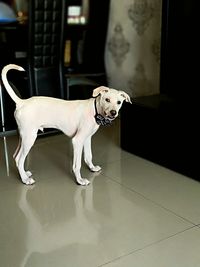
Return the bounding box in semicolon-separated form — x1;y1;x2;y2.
26;171;32;177
77;178;90;186
22;177;35;185
90;165;101;172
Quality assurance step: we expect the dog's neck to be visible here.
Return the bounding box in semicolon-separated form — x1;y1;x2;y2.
94;97;112;126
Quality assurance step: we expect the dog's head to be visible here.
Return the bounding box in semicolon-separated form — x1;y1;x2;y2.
93;86;132;120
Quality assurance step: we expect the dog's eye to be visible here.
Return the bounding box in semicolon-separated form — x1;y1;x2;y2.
117;101;121;105
105;98;110;103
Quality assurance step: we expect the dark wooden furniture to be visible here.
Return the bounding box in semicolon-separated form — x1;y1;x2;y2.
121;0;199;180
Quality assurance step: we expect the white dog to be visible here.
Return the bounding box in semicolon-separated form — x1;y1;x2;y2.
1;64;131;186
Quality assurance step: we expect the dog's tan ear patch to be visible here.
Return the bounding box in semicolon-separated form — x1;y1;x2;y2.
93;86;109;97
120;91;132;104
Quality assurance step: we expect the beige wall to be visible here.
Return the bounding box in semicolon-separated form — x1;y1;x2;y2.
105;0;162;98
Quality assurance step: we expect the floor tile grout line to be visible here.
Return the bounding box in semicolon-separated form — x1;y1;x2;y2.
97;225;198;267
99;151;135;166
99;156;129;166
102;173;198;226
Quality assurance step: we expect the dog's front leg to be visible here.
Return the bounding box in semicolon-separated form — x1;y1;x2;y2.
84;135;101;172
72;136;90;186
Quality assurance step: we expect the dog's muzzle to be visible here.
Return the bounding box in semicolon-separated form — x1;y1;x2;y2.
110;110;117;117
108;110;117;119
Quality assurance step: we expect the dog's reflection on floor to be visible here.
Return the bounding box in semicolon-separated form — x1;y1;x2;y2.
18;174;101;267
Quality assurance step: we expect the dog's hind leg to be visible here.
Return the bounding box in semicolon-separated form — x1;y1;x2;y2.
15;130;37;185
83;135;101;172
14;138;32;178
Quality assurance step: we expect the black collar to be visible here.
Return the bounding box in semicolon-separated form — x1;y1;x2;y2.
94;98;112;126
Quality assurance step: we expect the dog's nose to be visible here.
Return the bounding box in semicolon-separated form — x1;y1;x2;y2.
110;110;117;117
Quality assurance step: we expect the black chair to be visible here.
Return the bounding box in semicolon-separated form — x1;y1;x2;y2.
27;0;67;99
64;0;110;100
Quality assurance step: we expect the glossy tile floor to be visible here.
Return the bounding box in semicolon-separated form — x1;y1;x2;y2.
1;119;200;267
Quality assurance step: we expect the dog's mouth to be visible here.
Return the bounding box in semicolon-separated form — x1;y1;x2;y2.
107;115;115;120
104;112;117;120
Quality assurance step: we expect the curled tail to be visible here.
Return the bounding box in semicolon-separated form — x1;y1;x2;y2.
1;64;25;105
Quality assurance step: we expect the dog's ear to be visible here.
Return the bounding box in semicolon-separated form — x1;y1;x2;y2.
119;91;132;104
92;86;109;97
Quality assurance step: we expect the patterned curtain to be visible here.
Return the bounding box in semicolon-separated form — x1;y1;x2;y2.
105;0;162;98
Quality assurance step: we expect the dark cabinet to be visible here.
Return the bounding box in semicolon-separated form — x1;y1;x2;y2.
121;0;200;180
